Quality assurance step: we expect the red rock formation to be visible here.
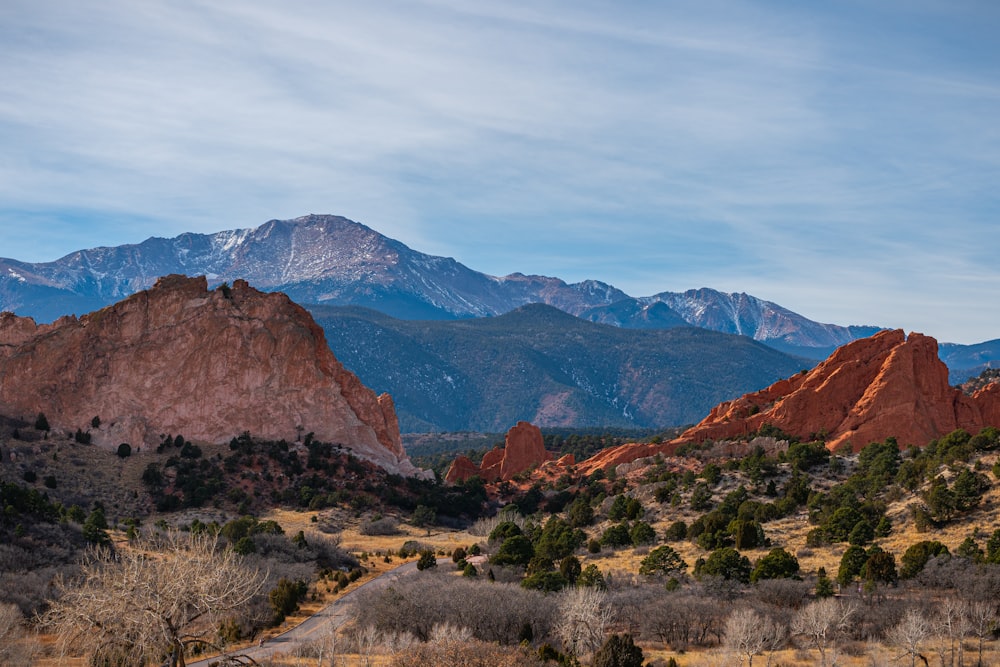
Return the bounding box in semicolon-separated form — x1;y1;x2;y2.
443;454;479;483
0;274;426;477
445;420;553;483
672;329;1000;452
499;421;551;479
447;330;1000;485
575;442;669;477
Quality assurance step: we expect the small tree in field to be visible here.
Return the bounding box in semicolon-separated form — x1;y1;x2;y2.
417;549;438;571
791;597;856;667
43;532;264;667
724;607;783;667
887;609;930;667
639;545;688;577
411;505;437;536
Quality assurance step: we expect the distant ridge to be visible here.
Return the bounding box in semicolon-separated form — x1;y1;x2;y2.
309;303;811;432
1;214;875;351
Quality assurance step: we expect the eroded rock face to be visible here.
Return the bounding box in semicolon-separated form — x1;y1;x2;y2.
445;420;553;483
0;274;426;477
443;455;479;484
672;329;1000;452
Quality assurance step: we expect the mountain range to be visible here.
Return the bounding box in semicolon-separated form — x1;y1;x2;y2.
1;214;879;350
1;214;996;430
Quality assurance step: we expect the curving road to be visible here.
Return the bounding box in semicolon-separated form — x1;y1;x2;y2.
189;561;418;666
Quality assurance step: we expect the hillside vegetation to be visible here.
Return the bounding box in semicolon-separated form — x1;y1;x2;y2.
311;304;811;432
4;411;1000;665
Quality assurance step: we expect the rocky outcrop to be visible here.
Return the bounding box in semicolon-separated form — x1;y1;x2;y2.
575;442;669;477
0;274;426;477
672;329;1000;452
445;421;553;483
443;455;479;483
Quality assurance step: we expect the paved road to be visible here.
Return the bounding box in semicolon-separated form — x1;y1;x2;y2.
189;561;419;666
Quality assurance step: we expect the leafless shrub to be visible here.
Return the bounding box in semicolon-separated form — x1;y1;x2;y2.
360;516;400;536
753;578;810;611
956;562;1000;604
353;570;556;645
694;574;745;601
293;623;343;667
851;596;907;641
314;513;341;535
381;629;418;654
0;603;38;667
1;566;75;616
469;508;525;538
389;638;544;667
250;531;353;570
642;591;725;649
917;554;972;590
429;622;474;643
608;584;661;635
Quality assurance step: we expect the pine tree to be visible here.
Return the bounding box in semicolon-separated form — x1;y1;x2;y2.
592;633;644;667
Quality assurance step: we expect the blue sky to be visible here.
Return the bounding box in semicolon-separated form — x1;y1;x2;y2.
1;1;998;343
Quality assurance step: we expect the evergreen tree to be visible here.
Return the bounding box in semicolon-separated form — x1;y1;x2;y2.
34;412;50;431
592;633;644;667
815;567;835;597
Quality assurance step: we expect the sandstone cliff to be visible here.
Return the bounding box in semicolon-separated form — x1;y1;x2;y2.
673;329;1000;452
0;275;425;477
445;420;553;483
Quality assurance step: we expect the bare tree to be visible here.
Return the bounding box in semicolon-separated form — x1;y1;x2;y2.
381;628;418;655
353;624;381;667
317;622;343;667
353;572;556;644
556;586;614;658
0;603;37;667
723;607;783;667
430;622;474;643
931;597;971;667
966;599;996;667
43;532;265;667
791;597;856;667
887;608;931;667
301;622;343;667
